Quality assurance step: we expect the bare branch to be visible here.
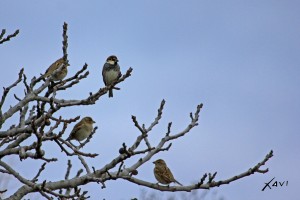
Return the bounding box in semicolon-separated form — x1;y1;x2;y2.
18;103;29;128
1;77;52;125
131;147;155;155
0;68;24;110
131;115;151;149
131;115;145;134
77;126;98;149
0;142;35;159
59;67;133;107
0;160;35;188
65;160;72;180
165;122;172;136
146;99;165;132
129;100;166;154
157;143;172;152
122;150;273;192
0;188;7;194
122;103;205;182
22;74;31;94
116;161;124;177
0;169;10;174
62;22;69;66
58;64;89;90
32;162;47;182
0;29;19;44
55;138;98;157
167;103;203;141
78;155;91;174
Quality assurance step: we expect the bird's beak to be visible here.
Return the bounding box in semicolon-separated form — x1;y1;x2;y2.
92;120;96;123
152;161;155;164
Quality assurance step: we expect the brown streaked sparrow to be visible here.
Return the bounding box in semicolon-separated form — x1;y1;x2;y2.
153;159;183;186
44;58;69;81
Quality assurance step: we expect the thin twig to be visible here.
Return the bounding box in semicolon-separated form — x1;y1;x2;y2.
78;155;91;174
32;162;47;182
0;29;19;44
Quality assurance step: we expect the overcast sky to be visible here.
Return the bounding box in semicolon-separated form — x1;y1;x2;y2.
1;1;299;199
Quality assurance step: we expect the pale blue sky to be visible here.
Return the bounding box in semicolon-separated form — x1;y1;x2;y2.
1;1;300;199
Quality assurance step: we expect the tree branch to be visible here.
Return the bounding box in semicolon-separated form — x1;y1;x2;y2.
122;150;273;191
0;29;19;44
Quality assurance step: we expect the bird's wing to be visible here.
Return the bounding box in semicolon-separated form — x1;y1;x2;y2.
44;64;56;77
154;167;162;176
162;166;174;182
102;63;110;85
44;59;63;77
69;121;83;138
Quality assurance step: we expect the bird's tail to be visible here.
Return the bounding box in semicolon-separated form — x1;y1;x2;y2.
175;179;183;186
109;89;113;98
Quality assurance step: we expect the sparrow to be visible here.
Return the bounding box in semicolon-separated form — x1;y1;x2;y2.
153;159;182;186
44;58;69;81
102;55;122;97
66;117;96;142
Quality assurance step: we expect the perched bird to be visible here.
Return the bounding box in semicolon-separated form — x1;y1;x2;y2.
44;58;69;81
66;117;96;142
153;159;182;186
102;55;122;97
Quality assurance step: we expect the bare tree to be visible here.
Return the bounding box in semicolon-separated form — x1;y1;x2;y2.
0;23;273;200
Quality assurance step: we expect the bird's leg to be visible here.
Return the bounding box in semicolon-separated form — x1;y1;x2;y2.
78;141;84;147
